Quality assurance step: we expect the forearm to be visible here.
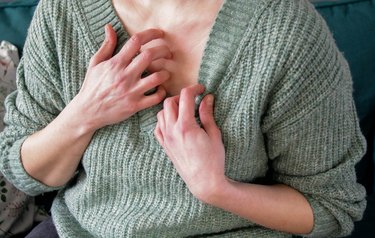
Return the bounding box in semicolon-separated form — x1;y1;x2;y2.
20;26;171;188
154;88;313;234
205;180;314;235
21;98;95;187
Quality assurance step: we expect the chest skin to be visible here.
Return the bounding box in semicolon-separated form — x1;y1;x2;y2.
112;0;224;96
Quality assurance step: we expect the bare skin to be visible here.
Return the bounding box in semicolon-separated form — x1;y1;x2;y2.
21;0;314;236
112;0;224;95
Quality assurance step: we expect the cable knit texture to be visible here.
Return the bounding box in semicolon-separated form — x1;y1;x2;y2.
0;0;367;237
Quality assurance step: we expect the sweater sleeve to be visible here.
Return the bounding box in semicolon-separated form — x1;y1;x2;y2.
0;0;65;196
260;1;366;237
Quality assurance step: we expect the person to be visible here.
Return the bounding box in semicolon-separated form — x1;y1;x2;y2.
0;0;367;237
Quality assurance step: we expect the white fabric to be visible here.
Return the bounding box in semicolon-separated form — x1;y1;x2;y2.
0;41;18;132
0;41;47;238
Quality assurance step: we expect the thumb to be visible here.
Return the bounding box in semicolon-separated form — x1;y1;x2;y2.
89;24;117;67
199;94;220;138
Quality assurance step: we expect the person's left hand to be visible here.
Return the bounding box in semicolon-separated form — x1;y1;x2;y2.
154;84;226;203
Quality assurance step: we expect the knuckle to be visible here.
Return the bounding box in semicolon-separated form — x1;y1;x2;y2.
114;74;123;82
156;59;167;69
163;97;173;107
177;122;189;134
140;50;152;62
165;133;175;143
109;58;120;68
121;70;132;80
130;34;141;47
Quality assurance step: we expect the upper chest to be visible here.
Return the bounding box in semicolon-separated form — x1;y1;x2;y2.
143;33;210;96
112;1;222;95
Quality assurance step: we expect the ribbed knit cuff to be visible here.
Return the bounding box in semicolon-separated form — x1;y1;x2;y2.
2;136;62;196
303;196;338;238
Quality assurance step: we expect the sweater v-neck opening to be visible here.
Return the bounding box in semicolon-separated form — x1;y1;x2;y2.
77;0;259;130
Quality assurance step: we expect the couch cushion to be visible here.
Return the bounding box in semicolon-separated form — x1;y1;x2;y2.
0;0;39;52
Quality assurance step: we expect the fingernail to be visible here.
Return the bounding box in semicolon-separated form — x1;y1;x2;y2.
105;24;112;37
206;94;214;106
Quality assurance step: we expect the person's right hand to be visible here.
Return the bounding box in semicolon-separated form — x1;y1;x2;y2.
73;24;171;131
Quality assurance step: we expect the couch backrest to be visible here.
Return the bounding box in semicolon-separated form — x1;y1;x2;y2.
0;0;39;52
312;0;375;193
314;0;375;131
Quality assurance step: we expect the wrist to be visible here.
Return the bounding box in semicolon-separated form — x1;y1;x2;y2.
195;176;235;205
61;96;98;136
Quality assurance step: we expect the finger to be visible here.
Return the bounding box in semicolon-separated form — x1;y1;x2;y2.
135;70;170;95
154;122;164;146
163;95;179;125
178;84;205;123
199;94;221;138
138;86;167;109
125;45;172;77
147;59;167;73
156;110;167;135
89;24;117;67
112;29;164;67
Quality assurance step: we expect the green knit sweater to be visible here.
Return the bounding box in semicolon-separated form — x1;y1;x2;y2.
0;0;367;237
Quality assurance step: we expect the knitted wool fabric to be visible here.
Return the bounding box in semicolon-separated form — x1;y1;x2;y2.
0;0;367;237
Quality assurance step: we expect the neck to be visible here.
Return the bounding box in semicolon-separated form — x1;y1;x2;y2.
114;0;224;32
126;0;217;15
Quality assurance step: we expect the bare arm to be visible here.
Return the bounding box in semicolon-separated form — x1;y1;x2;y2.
21;101;95;188
208;180;313;234
154;85;313;235
21;25;171;187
